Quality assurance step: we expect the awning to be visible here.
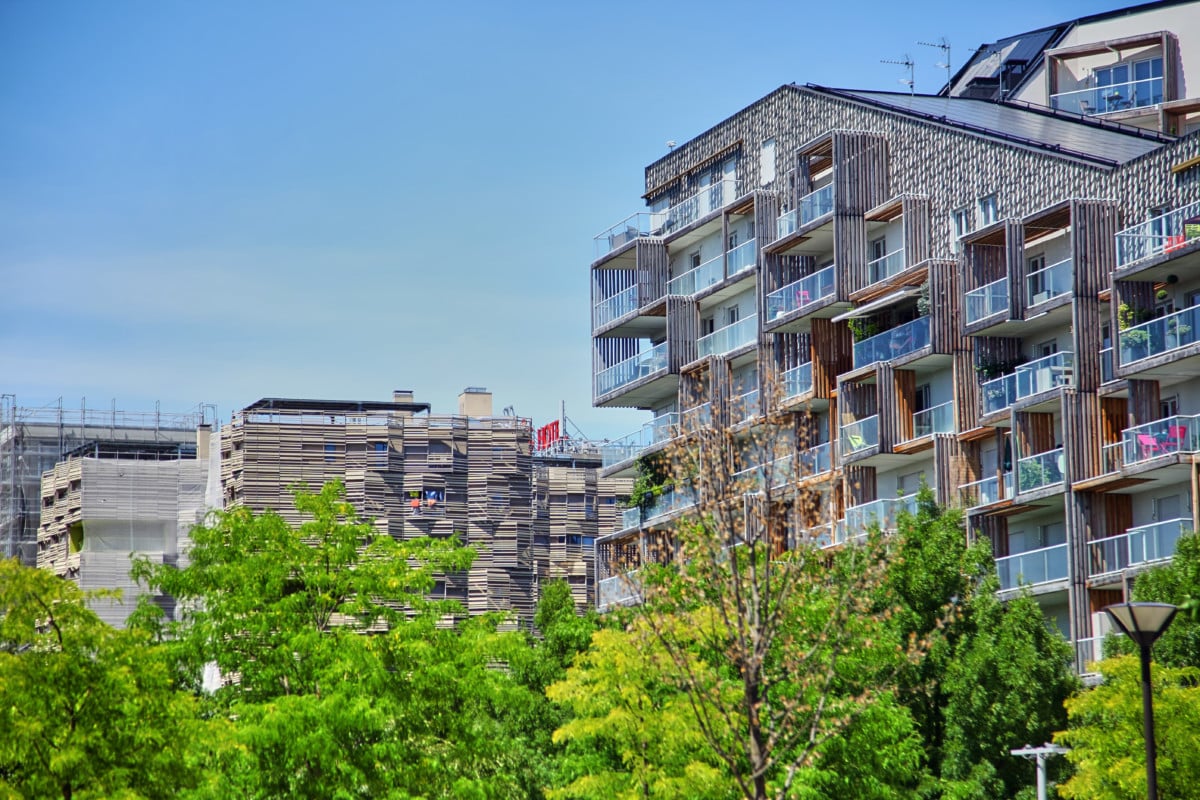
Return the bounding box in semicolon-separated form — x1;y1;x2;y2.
831;286;922;322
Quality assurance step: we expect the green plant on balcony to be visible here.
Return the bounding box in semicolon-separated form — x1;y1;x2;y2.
847;317;881;342
975;356;1025;382
1018;460;1047;492
916;282;931;317
628;454;674;512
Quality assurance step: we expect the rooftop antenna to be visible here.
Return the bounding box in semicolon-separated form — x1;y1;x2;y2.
882;54;915;95
666;140;677;151
918;37;952;93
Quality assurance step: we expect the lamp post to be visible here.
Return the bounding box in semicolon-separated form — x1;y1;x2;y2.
1103;602;1178;800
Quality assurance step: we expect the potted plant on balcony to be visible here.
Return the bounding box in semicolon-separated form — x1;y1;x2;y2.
1118;302;1151;361
1018;460;1047;493
847;317;880;342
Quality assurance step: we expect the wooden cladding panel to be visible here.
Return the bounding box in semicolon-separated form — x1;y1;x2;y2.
933;435;969;510
892;368;916;445
1013;411;1056;460
875;364;899;453
843;465;876;508
811;317;852;399
666;296;698;372
1127;379;1161;427
928;259;958;355
952;345;979;433
1004;220;1026;313
837;214;869;296
1101;397;1128;445
833;131;890;215
962;242;1006;296
1071;200;1119;392
636;239;669;308
1063;389;1100;482
903;195;932;269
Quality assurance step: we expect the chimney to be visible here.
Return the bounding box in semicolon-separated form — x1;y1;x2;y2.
458;387;492;418
392;389;415;420
196;424;211;461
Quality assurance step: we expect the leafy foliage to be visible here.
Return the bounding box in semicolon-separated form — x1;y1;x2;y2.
0;558;217;799
1056;656;1200;800
1118;532;1200;668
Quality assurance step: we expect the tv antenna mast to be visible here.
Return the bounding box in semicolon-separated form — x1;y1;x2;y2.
918;37;952;92
882;54;915;95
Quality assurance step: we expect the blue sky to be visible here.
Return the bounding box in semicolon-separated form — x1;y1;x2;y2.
0;0;1127;439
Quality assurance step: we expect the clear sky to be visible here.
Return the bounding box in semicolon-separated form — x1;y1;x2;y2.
0;0;1131;439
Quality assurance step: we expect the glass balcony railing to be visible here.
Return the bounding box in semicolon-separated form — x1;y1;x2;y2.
681;403;712;431
1026;258;1073;305
959;472;1013;508
776;184;834;239
594;212;657;259
840;415;879;457
1100;347;1114;383
980;373;1016;415
1119;306;1200;365
733;454;795;490
730;389;760;424
965;278;1009;324
728;238;757;275
668;253;723;296
1014;351;1074;399
697;314;758;357
597;570;640;608
766;267;835;321
796;442;832;477
1089;518;1187;577
595;342;668;395
1115;200;1200;269
1016;448;1064;493
843;493;919;537
593;284;638;328
867;247;906;284
783;362;814;400
910;401;954;439
1121;414;1200;466
996;543;1068;590
601;412;682;468
620;506;642;529
852;317;930;369
594;180;743;258
1050;75;1163;116
1101;441;1123;474
644;483;698;521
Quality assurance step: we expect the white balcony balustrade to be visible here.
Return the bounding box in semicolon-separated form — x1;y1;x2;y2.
601;412;681;468
1119;305;1200;365
593;284;638;328
766;267;835;321
1115;200;1200;269
965;278;1009;324
1050;74;1163;116
1016;448;1064;493
996;543;1068;590
959;472;1013;509
867;247;906;285
776;184;833;239
910;401;954;439
1088;518;1187;578
595;342;668;396
1026;257;1072;305
697;315;758;358
843;493;919;538
1121;414;1200;466
783;362;813;400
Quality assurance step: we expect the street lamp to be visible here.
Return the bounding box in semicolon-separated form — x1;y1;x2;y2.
1104;602;1178;800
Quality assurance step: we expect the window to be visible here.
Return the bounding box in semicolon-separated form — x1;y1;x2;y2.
728;230;739;249
952;206;973;249
1027;254;1047;297
324;443;337;463
897;470;925;495
914;383;931;412
978;194;999;227
1160;395;1179;418
869;236;887;262
726;305;740;325
760;137;776;186
1037;339;1058;358
1188;290;1200;308
701;316;715;335
690;251;701;269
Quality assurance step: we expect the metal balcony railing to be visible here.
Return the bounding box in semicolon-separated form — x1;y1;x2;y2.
783;362;813;399
667;252;725;297
980;373;1017;415
910;401;954;439
593;179;743;258
601;412;681;468
959;472;1013;509
796;442;832;477
1014;351;1074;399
1120;414;1200;466
730;389;760;424
1050;75;1163;116
843;493;919;537
996;542;1068;590
766;267;835;321
867;247;906;284
1016;448;1064;493
728;238;757;276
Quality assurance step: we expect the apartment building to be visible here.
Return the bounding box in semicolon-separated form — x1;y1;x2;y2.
37;428;217;627
221;389;630;624
2;396;205;566
588;7;1200;671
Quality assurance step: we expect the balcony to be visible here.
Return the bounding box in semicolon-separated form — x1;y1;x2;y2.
1119;306;1200;366
593;284;638;329
730;389;760;425
840;415;879;457
1089;518;1187;578
766;267;835;322
852;317;930;370
601;412;681;468
668;253;724;296
728;238;757;276
593;180;743;259
1050;75;1163;116
1016;448;1064;494
960;472;1013;510
783;362;814;400
1026;257;1072;306
867;247;906;285
1120;414;1200;466
697;315;757;358
1100;347;1114;383
732;454;794;490
980;373;1017;416
620;506;641;530
910;401;954;439
682;402;712;431
1115;200;1200;272
776;184;834;239
644;483;698;522
595;342;668;396
597;569;640;609
1101;441;1123;474
843;493;919;537
965;278;1009;325
796;442;832;477
996;543;1068;590
1017;351;1074;400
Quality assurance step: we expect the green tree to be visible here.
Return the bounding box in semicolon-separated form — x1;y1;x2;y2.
0;558;217;800
134;480;545;799
1055;656;1200;800
1116;531;1200;668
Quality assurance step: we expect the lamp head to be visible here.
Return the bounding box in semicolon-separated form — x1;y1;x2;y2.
1104;602;1178;648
